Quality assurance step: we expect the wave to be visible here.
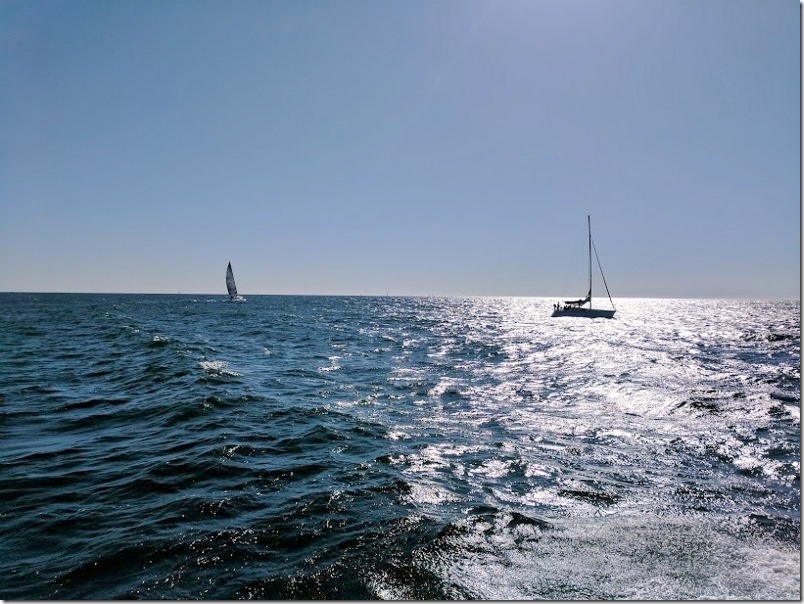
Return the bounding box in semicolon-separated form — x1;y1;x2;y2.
0;295;798;599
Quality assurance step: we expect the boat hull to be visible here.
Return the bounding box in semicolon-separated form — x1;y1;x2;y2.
551;307;615;319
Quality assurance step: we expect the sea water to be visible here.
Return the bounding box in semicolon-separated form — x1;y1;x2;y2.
0;294;799;599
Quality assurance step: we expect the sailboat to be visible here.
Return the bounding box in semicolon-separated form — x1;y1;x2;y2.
225;262;245;302
551;216;615;318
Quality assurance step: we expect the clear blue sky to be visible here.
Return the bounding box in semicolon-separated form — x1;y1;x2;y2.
1;0;799;297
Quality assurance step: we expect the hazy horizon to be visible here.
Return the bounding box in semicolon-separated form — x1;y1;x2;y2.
1;0;800;299
0;290;799;301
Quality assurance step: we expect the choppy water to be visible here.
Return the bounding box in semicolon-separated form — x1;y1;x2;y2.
0;293;799;600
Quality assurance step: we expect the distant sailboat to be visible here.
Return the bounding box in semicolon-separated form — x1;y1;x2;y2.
551;216;615;318
225;262;245;302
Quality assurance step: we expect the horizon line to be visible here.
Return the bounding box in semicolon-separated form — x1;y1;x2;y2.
0;291;799;302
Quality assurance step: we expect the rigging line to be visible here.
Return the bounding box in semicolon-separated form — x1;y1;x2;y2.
591;236;615;309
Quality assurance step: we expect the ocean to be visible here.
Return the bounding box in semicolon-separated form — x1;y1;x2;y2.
0;293;799;599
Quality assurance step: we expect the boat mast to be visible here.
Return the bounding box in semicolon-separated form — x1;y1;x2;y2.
587;215;592;309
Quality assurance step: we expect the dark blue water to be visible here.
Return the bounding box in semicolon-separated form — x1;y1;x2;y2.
1;294;799;599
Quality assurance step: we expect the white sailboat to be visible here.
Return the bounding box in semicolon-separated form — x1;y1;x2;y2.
551;216;615;318
225;262;245;302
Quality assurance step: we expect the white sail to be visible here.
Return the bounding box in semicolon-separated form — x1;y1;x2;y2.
225;262;238;297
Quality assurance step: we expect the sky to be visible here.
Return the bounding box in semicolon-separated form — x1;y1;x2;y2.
0;0;800;298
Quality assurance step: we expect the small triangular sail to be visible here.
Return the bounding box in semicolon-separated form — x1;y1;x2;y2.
225;262;238;297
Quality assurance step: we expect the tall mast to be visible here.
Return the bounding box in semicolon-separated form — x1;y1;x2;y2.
587;215;592;309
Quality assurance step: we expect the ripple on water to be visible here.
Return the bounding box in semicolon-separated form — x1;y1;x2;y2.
0;295;798;599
